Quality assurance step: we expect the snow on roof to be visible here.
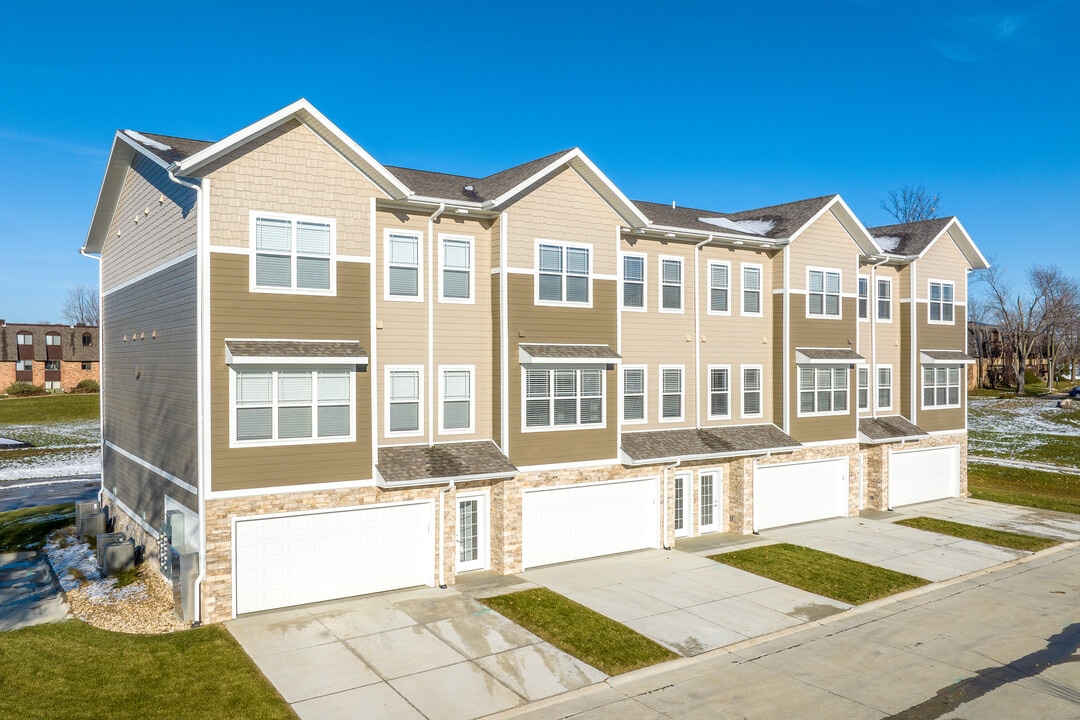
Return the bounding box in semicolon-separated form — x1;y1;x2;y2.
698;217;776;236
875;235;902;252
124;130;172;152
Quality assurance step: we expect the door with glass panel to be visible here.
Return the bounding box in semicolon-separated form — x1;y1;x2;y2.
456;494;488;572
674;473;691;538
698;471;721;534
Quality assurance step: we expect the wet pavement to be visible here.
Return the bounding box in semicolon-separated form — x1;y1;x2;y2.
0;475;99;512
0;551;70;631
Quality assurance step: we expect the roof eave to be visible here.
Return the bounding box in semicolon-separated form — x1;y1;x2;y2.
636;224;789;247
619;443;803;466
857;432;929;445
917;218;989;271
82;133;148;255
375;468;516;489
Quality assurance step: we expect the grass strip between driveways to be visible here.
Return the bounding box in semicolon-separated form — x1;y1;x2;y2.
710;543;928;605
0;503;75;552
968;462;1080;515
480;587;677;675
0;621;295;720
895;516;1060;553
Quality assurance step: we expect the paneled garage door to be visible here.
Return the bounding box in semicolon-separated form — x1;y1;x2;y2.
234;502;434;615
522;477;659;568
889;446;960;508
754;457;849;531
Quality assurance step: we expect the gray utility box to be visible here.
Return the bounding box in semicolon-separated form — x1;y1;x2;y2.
75;501;101;537
95;532;126;569
103;538;136;575
169;547;198;624
79;513;106;542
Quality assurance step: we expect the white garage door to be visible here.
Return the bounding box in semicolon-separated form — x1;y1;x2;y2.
234;502;434;615
522;477;659;568
890;446;960;508
754;457;849;531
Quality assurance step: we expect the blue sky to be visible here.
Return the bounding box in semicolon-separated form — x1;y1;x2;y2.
2;0;1077;322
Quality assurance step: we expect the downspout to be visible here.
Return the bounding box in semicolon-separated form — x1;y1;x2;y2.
78;248;103;507
693;235;713;428
782;245;791;433
167;169;207;626
910;262;918;425
499;212;510;454
427;203;445;446
438;479;455;588
662;459;681;549
867;257;888;417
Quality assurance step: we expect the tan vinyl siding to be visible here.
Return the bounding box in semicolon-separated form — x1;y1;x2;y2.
919;404;965;432
209;253;373;492
203;119;379;257
102;154;197;292
102;257;198;485
870;264;903;414
914;232;969;300
899;302;913;420
491;273;503;446
787;210;861;294
104;444;197;530
788;294;858;442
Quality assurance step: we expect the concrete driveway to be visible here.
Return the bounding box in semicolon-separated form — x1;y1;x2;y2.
896;496;1080;541
226;585;604;720
0;551;69;631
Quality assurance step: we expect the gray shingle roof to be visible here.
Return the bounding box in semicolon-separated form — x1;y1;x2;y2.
519;344;620;361
377;441;517;485
225;340;367;360
633;195;836;239
797;348;865;362
622;425;801;464
859;416;928;443
0;324;98;363
124;131;212;165
868;217;954;256
921;350;974;363
384;148;573;204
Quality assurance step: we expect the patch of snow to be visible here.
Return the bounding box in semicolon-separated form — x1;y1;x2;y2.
124;130;172;152
0;447;101;482
968;397;1080;459
44;533;147;604
875;235;902;251
698;217;775;236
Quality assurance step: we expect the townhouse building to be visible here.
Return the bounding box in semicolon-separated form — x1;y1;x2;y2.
82;100;986;624
0;321;99;392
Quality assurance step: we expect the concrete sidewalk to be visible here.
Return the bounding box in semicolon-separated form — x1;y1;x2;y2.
0;551;70;631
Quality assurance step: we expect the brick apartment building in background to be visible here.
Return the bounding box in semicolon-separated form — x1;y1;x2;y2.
0;321;100;392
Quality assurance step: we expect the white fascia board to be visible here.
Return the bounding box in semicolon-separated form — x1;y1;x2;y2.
374;467;515;489
82;135;139;254
795;350;866;365
829;196;881;255
518;345;621;365
920;351;975;365
915;218;990;271
620;445;802;466
641;224;785;246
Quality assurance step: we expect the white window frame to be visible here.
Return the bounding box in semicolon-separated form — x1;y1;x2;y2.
385;365;425;437
660;365;684;422
439;234;474;304
659;255;684;313
877;277;893;322
45;333;61;346
858;275;869;321
621;365;647;424
877;364;893;411
741;365;763;419
928;280;956;325
249;211;336;296
16;359;32;372
621;253;646;311
741;263;763;317
707;260;731;316
16;332;32;345
922;365;962;409
456;489;489;573
229;365;356;448
535;240;592;307
698;468;722;533
439;365;475;435
384;229;424;302
857;366;870;411
797;365;849;417
806;266;842;319
673;471;691;538
707;364;732;420
521;366;606;432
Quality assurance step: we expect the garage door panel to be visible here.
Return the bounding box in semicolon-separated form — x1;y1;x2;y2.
890;446;960;508
754;458;849;531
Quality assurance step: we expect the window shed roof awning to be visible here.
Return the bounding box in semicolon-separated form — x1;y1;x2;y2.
921;350;974;365
518;343;621;365
225;339;368;365
796;348;865;364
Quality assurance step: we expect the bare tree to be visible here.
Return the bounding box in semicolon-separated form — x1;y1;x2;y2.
1031;265;1080;391
61;284;99;326
983;262;1056;395
880;184;942;223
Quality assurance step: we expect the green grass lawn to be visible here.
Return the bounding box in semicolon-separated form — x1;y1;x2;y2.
895;516;1060;552
968;462;1080;515
710;543;928;605
0;504;75;552
480;588;677;674
968;431;1080;467
0;393;99;425
0;621;295;720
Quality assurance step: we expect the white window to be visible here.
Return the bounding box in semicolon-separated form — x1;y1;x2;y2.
660;257;683;312
877;278;892;321
857;367;869;410
923;366;961;408
524;368;603;430
858;276;869;320
45;334;60;346
622;366;646;423
709;261;730;314
709;365;731;419
387;367;423;435
386;231;422;300
440;366;473;433
537;242;590;305
457;492;488;572
742;264;762;316
807;268;841;317
622;254;645;310
16;332;32;345
877;365;893;410
742;366;763;418
798;366;848;415
233;367;353;445
252;213;334;293
440;235;473;302
660;366;683;421
929;281;955;323
16;360;32;372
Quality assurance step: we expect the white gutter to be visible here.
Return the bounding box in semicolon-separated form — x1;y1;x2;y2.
693;235;713;428
866;257;888;419
782;244;791;433
910;262;918;425
499;212;510;454
427;203;445;447
78;248;104;506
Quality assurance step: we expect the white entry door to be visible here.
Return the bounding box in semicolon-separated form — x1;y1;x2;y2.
699;470;721;533
754;457;849;531
674;472;691;538
889;446;961;508
457;493;488;573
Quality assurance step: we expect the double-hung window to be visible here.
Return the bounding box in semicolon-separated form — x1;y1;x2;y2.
798;367;848;415
877;278;892;321
858;276;869;320
923;366;961;408
742;264;762;316
234;368;352;444
253;213;333;293
709;366;730;419
857;367;870;410
660;257;682;311
660;367;683;421
524;368;603;429
440;366;473;433
440;236;472;302
807;268;841;317
709;261;730;314
929;281;955;323
877;366;893;410
387;231;422;299
622;367;646;422
537;242;590;304
387;367;423;435
742;366;763;417
622;255;645;309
